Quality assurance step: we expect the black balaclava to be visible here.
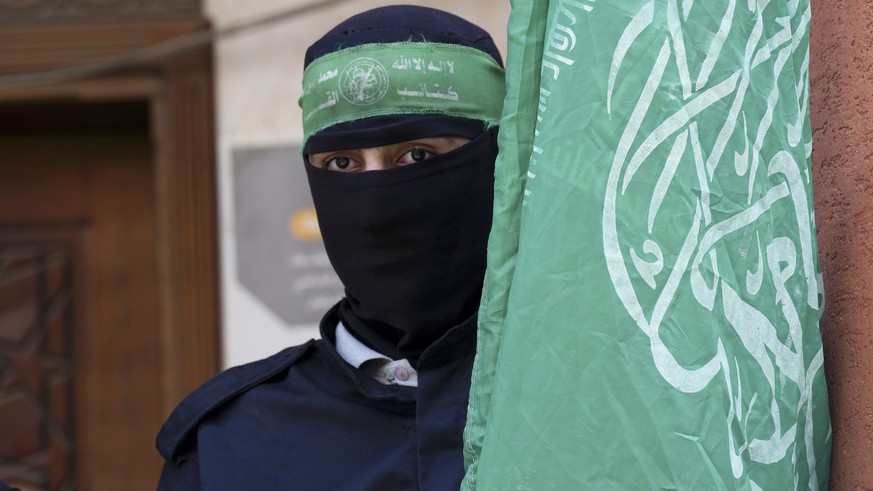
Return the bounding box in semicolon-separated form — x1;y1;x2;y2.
301;6;504;364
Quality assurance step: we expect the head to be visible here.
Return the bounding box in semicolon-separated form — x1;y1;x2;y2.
299;6;505;361
300;5;504;157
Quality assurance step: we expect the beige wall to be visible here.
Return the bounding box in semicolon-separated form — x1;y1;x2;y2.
206;0;510;367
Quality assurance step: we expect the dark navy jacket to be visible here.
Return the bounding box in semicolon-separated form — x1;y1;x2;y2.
156;303;476;490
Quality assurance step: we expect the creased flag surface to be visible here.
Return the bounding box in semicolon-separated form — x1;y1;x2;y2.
463;0;831;489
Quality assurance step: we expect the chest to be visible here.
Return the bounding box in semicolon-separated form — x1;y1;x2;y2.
195;354;471;491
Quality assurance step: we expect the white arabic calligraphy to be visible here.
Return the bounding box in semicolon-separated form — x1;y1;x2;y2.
598;0;826;488
391;57;456;74
396;83;459;101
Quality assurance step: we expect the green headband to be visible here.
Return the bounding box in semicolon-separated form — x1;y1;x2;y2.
299;42;506;145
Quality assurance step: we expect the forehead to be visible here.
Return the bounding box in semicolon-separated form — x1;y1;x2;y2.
300;41;505;154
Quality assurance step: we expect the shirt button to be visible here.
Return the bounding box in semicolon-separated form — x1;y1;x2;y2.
395;367;409;382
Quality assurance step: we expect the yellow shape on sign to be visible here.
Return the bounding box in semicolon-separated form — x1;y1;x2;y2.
289;208;321;241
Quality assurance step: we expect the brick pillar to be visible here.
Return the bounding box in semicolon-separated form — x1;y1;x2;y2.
810;1;873;488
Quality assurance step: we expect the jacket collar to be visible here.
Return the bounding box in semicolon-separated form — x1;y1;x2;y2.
317;300;477;399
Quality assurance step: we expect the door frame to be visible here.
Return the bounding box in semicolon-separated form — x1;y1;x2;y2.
0;20;222;415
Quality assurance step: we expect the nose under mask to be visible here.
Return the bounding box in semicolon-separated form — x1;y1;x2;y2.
305;128;498;363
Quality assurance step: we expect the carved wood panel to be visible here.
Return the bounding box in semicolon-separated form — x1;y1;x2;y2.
0;239;76;491
0;18;219;489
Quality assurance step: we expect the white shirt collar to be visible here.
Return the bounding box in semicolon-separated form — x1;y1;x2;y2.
335;321;418;387
335;320;390;368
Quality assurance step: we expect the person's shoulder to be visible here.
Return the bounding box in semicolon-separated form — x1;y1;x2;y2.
156;339;317;463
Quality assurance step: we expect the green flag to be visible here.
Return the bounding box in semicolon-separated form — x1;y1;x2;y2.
464;0;831;489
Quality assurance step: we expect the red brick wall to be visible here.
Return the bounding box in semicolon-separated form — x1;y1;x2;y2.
810;0;873;488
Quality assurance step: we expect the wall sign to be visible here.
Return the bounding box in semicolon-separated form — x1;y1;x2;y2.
233;146;344;326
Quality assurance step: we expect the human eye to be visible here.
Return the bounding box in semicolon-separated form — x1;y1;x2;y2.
311;152;361;172
397;147;436;165
325;155;354;171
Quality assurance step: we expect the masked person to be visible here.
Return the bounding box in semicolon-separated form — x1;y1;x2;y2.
156;5;505;490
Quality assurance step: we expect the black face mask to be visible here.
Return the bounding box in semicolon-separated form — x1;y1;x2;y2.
305;129;497;363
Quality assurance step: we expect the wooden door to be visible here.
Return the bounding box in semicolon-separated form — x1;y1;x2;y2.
0;101;164;490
